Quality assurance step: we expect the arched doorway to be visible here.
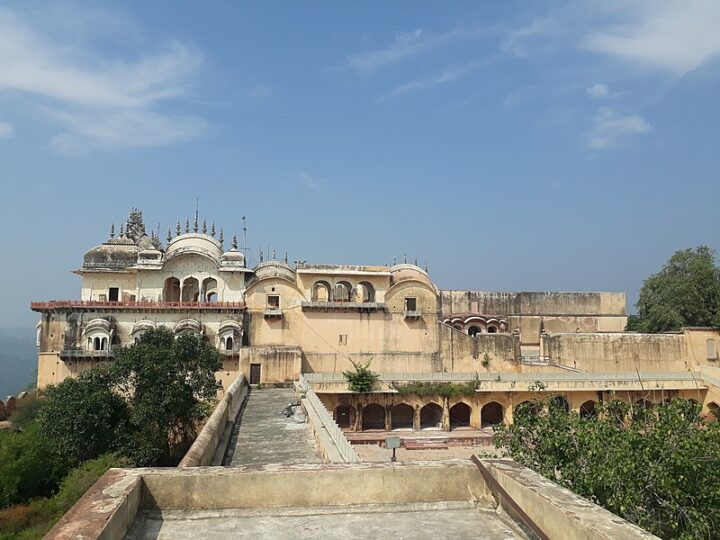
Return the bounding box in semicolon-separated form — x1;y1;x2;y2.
181;277;199;302
551;395;570;413
163;277;180;302
579;400;596;419
362;404;385;430
391;404;414;430
481;402;503;427
420;403;443;430
449;402;471;430
335;405;354;429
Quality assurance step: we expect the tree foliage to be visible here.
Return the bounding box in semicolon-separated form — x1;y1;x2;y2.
391;380;478;398
632;246;720;332
495;397;720;539
343;359;379;392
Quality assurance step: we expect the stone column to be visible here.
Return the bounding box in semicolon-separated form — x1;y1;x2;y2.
413;404;421;431
442;397;450;431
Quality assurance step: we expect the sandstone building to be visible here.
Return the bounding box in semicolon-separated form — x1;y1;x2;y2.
33;209;720;431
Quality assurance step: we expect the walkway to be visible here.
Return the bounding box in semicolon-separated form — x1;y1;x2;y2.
225;387;322;466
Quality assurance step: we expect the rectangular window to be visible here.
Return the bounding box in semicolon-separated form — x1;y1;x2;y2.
108;287;119;302
339;334;348;346
267;294;280;308
404;297;417;312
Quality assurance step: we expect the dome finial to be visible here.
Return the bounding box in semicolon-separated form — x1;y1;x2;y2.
232;234;238;250
166;226;172;243
272;248;276;260
202;218;207;234
211;222;216;237
414;254;418;266
110;223;115;239
393;256;396;265
119;223;125;237
185;218;190;234
193;210;199;233
259;248;264;263
404;253;407;264
176;221;181;236
285;251;288;264
219;228;224;247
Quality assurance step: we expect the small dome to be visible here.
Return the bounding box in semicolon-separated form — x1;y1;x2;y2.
390;263;435;290
250;260;296;284
165;233;222;264
221;249;245;266
83;240;139;269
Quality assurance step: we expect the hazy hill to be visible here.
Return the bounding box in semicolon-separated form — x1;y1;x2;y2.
0;327;37;398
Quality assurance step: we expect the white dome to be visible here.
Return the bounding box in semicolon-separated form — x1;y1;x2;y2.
165;234;222;264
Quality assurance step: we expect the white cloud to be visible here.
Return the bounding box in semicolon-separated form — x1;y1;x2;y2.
586;108;650;149
298;172;328;191
0;121;14;138
0;8;206;153
501;19;550;58
586;83;609;98
379;61;486;102
347;27;486;74
583;0;720;74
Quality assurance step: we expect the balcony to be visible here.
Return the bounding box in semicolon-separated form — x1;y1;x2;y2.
301;301;387;312
404;310;422;319
60;348;115;359
31;300;246;312
263;307;283;318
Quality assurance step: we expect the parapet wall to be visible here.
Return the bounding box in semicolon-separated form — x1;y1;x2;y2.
547;333;690;372
440;290;627;317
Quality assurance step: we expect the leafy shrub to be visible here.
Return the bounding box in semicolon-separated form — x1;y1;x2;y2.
343;360;379;392
392;379;478;398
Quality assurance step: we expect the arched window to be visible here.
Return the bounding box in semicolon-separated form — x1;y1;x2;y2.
207;292;218;303
202;277;218;302
101;337;107;351
707;339;717;360
468;326;480;337
312;281;331;302
551;395;570;413
334;281;352;303
93;337;101;351
487;326;497;334
335;405;354;428
481;402;503;427
579;400;596;419
358;281;375;303
225;336;233;351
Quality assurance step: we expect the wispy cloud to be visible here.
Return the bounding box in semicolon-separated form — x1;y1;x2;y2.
501;19;551;58
379;60;487;102
583;0;720;75
0;8;206;154
586;108;650;149
298;172;328;191
347;27;487;74
586;83;609;98
0;121;14;138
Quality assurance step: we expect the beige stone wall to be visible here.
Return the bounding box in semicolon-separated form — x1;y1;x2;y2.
546;332;690;372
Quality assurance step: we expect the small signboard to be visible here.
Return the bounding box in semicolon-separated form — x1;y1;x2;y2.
385;436;401;449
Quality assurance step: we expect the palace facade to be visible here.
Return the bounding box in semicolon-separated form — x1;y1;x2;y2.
32;209;720;431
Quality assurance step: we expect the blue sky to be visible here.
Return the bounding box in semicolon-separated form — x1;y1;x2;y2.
1;1;719;327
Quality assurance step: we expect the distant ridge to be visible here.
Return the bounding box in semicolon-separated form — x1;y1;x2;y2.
0;327;36;398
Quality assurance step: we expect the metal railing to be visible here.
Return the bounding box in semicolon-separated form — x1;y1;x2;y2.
297;375;360;463
303;371;701;384
31;300;245;311
60;348;115;359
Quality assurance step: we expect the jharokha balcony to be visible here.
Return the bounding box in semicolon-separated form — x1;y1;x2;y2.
31;300;246;312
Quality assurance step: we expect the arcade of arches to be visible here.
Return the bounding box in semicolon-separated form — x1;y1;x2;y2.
322;389;710;432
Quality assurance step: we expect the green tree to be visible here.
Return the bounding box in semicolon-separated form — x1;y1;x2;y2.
633;246;720;332
495;397;720;539
38;368;128;466
343;359;379;392
110;327;221;465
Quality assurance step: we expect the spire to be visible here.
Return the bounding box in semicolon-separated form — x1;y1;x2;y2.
193;210;199;233
272;248;276;260
219;228;224;248
424;262;429;273
202;218;207;234
393;256;396;265
110;223;115;239
404;253;407;264
211;222;216;237
414;254;418;266
176;221;181;236
232;234;238;250
259;248;264;263
185;218;190;234
285;252;288;264
167;227;172;244
119;223;124;237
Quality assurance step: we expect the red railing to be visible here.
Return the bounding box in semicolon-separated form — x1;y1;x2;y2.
31;300;245;311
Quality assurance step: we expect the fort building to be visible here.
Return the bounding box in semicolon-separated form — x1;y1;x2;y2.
32;208;720;433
